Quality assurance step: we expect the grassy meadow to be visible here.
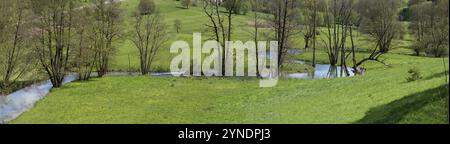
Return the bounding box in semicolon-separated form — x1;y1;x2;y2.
12;53;449;124
6;0;449;124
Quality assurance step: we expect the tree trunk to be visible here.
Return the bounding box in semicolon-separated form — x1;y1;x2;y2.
312;2;317;67
254;1;260;77
304;36;310;49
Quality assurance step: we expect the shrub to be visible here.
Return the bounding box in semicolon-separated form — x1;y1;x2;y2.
181;0;191;9
191;0;198;7
406;67;422;82
138;0;156;15
152;65;167;72
174;19;182;33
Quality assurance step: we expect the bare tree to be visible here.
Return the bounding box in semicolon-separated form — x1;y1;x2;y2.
322;1;337;66
31;0;76;87
349;17;358;70
174;19;182;33
354;0;402;70
226;0;237;43
0;0;31;86
322;0;348;65
250;0;260;77
73;7;97;80
139;0;155;15
302;0;325;67
317;0;357;76
338;0;356;76
181;0;191;9
132;0;168;75
270;0;301;69
92;0;122;77
202;0;233;76
409;2;432;56
425;0;448;57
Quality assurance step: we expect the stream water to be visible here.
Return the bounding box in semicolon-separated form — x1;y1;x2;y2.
0;75;77;123
266;49;355;79
285;60;355;79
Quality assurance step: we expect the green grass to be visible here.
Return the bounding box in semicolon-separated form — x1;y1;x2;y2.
281;63;315;73
6;0;449;124
357;84;449;124
11;54;449;124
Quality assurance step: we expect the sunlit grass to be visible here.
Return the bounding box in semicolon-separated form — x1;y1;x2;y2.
7;0;448;124
11;54;449;124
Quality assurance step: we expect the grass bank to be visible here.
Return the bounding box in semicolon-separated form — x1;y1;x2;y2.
11;54;449;124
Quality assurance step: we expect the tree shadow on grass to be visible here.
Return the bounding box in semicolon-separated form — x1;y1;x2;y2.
355;84;449;124
175;6;188;9
424;71;449;81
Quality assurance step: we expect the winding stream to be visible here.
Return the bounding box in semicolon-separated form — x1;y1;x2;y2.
0;75;77;123
0;72;179;123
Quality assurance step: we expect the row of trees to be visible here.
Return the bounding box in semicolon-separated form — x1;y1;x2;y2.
409;0;449;57
0;0;31;86
180;0;253;15
201;0;412;76
31;0;122;87
1;0;123;87
1;0;169;88
278;0;407;75
290;0;448;75
133;0;168;75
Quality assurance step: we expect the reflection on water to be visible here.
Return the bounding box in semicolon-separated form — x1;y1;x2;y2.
287;49;304;53
286;60;355;79
268;48;355;79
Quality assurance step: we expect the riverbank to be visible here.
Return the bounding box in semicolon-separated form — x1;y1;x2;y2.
9;54;449;124
0;59;352;123
0;81;41;96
